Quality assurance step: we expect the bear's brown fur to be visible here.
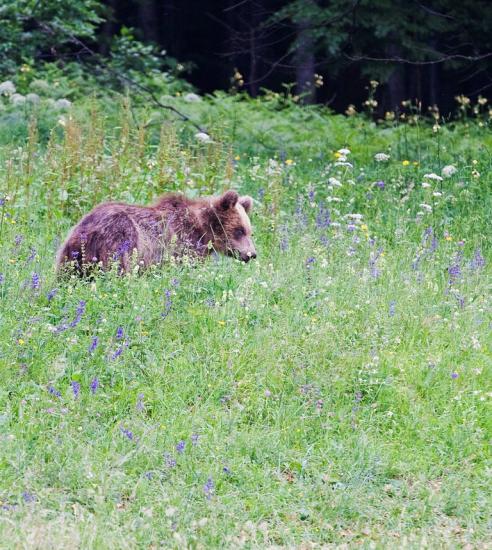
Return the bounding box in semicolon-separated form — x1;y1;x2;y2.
56;190;256;274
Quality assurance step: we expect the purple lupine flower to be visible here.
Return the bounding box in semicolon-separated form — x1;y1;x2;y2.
470;249;485;270
176;440;186;454
161;289;172;319
203;477;214;500
223;466;231;474
257;188;265;201
0;197;5;206
22;492;36;503
164;453;176;468
451;372;458;379
136;393;145;411
0;273;4;284
47;288;58;301
369;248;383;278
14;235;23;247
347;224;357;232
171;278;180;287
375;180;385;189
69;300;86;328
89;337;98;353
191;433;200;446
389;300;396;317
308;188;315;202
27;248;36;262
305;257;316;269
448;262;461;284
120;426;134;440
48;385;61;398
116;326;124;339
31;273;40;290
315;203;331;229
90;377;99;395
71;381;80;399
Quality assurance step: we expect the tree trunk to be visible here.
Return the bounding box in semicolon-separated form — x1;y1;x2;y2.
295;20;316;104
384;43;406;111
138;0;158;43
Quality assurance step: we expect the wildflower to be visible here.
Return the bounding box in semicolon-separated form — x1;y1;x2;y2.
345;104;357;116
184;92;201;102
26;93;40;104
419;203;432;213
71;381;80;399
375;180;385;189
161;289;172;319
328;177;341;187
203;477;214;500
89;337;98;353
389;301;396;317
374;153;390;162
47;288;57;301
116;326;124;339
22;492;36;503
194;132;212;143
11;93;26;106
264;389;272;397
136;393;145;411
176;440;186;454
451;372;459;379
472;169;480;178
31;273;40;290
164;453;176;468
337;148;351;156
470;249;485;270
305;257;316;269
0;273;4;284
442;165;457;178
433;192;442;197
285;159;294;166
191;433;200;446
48;385;61;398
402;160;410;166
90;377;99;394
120;426;134;440
54;98;72;110
69;300;86;328
334;160;353;168
423;173;443;182
0;80;16;95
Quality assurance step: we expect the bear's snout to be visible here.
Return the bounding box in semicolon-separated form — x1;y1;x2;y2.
240;251;257;262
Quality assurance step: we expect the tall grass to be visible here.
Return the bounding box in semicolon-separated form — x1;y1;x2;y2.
0;99;490;548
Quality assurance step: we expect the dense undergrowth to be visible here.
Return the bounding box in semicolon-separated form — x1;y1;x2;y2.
0;93;490;548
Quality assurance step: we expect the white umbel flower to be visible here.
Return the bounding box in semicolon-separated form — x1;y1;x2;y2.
328;177;342;187
55;98;72;110
419;203;433;212
423;173;443;181
374;152;390;162
184;92;201;103
26;93;40;104
442;165;457;178
0;81;16;95
11;93;26;106
194;132;212;143
337;148;351;155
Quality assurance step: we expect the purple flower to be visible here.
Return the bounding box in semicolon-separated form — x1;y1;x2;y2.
48;385;61;398
116;326;124;339
347;224;357;232
315;203;331;229
71;381;80;399
89;337;98;353
223;466;231;474
191;433;200;446
120;426;134;440
27;248;36;262
31;273;40;290
136;393;145;411
14;235;23;247
0;273;4;284
451;372;458;379
164;453;176;468
90;377;99;394
257;188;265;201
0;197;5;206
389;300;396;317
161;290;172;319
69;300;86;328
22;492;36;503
305;257;316;269
470;249;485;270
375;180;385;189
47;288;57;301
203;477;214;500
176;440;186;454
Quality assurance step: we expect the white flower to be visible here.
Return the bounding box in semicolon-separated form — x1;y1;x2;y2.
26;93;40;104
334;161;353;168
374;152;390;162
194;131;212;143
423;173;443;181
0;80;16;95
345;213;363;221
328;177;341;187
326;197;342;203
11;93;26;106
422;182;431;188
184;92;201;103
54;98;72;110
433;192;442;197
338;148;351;155
442;165;457;178
419;203;433;212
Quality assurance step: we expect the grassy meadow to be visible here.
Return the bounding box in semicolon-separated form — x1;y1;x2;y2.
0;95;491;548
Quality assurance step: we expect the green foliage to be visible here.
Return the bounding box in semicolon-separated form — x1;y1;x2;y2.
0;96;490;546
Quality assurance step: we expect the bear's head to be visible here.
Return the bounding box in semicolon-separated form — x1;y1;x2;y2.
207;190;256;262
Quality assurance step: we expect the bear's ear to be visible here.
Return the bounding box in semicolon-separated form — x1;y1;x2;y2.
239;195;253;213
216;190;239;211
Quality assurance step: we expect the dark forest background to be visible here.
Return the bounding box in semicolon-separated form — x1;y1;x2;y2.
3;1;492;115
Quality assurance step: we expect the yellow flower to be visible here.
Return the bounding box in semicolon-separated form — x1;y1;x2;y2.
234;155;240;160
361;224;368;232
445;235;452;241
218;320;226;326
18;339;25;345
402;160;410;166
413;161;419;166
285;159;294;165
9;259;15;264
334;151;342;158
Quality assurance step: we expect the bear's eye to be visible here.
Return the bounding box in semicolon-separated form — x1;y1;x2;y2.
234;227;245;239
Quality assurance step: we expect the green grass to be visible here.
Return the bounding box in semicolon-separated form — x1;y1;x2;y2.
0;98;490;548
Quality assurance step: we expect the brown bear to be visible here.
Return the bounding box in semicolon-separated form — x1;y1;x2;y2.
56;190;256;275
